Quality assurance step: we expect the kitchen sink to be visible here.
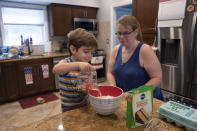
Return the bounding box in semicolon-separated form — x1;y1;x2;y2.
19;55;45;59
0;54;46;61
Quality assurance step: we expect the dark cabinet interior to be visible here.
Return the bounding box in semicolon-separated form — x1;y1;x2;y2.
132;0;159;46
18;58;55;97
48;4;98;36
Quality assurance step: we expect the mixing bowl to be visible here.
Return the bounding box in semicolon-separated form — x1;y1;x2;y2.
88;86;123;115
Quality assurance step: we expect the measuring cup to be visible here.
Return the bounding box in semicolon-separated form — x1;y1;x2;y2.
77;71;101;96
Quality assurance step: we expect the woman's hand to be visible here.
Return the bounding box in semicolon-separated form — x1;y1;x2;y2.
125;91;132;102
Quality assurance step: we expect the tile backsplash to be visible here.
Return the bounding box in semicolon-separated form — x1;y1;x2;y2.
49;36;67;52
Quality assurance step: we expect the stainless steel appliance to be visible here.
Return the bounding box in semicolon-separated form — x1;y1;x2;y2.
157;10;197;104
73;18;98;34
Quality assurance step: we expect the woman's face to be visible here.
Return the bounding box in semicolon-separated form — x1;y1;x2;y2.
116;24;137;46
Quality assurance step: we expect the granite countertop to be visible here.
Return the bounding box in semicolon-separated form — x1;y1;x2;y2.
0;52;70;63
16;98;184;131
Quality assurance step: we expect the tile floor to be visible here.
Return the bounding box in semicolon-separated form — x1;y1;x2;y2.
0;81;109;131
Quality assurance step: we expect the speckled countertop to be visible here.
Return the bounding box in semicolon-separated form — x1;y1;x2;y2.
0;52;70;63
15;98;184;131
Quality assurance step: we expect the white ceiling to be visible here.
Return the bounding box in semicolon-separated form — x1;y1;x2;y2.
1;0;101;7
2;0;51;5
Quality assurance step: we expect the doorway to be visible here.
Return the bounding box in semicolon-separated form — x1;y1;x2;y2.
110;1;132;52
114;5;132;45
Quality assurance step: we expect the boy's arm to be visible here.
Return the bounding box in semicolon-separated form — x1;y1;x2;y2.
53;60;94;75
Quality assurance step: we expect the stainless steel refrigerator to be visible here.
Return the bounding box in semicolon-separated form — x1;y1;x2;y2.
157;11;197;105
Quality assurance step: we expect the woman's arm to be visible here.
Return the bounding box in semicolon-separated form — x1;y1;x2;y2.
53;60;94;75
107;45;119;86
140;44;162;88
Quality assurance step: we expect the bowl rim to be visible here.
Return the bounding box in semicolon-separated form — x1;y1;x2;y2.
88;85;123;98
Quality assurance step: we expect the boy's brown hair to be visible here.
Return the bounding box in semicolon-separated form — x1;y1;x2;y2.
68;28;98;55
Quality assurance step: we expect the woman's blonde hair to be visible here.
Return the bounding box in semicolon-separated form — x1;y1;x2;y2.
118;15;143;42
68;28;97;55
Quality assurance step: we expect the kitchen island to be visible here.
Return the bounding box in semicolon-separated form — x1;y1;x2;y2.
16;98;184;131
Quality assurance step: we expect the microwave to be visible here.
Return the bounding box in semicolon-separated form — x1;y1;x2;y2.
73;18;98;34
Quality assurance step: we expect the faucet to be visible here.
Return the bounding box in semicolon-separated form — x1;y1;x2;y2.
26;39;33;55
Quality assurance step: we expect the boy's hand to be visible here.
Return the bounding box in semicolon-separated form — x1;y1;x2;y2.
78;62;94;74
77;84;88;94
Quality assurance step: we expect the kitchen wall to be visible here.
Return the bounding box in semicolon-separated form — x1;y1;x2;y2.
97;0;132;69
49;36;67;53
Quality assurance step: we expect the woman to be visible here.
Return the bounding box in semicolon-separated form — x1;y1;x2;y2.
107;15;163;100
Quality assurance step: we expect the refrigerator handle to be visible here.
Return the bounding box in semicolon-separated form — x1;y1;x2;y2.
179;28;184;90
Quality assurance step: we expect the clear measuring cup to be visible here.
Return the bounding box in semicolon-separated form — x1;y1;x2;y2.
77;71;101;96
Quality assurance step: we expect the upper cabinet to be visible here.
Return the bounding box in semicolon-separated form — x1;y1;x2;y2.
132;0;159;46
72;6;97;19
48;4;98;36
48;4;72;36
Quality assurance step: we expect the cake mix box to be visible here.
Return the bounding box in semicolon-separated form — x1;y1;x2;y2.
126;85;153;129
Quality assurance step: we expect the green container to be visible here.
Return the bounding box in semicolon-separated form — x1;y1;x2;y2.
126;85;153;129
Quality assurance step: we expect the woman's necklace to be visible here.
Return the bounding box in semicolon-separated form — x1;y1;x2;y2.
121;49;133;65
121;42;138;65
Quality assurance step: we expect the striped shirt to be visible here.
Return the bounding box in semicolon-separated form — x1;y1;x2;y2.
58;57;89;112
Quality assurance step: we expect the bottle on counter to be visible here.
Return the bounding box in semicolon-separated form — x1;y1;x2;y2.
30;36;33;45
20;35;24;46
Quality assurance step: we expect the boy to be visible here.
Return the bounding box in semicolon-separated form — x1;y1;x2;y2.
53;28;97;112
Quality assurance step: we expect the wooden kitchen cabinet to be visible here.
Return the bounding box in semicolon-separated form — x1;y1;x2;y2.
132;0;159;46
3;62;19;100
18;58;55;97
0;62;19;103
72;6;97;19
48;4;98;36
0;63;6;103
48;4;72;36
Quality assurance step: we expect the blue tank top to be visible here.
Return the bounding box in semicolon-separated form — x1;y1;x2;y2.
114;42;150;92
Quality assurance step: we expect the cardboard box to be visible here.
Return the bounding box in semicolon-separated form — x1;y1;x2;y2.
126;85;153;129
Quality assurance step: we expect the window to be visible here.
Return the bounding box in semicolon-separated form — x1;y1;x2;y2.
0;2;49;46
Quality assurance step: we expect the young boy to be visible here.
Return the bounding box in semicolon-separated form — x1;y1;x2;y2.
53;28;97;112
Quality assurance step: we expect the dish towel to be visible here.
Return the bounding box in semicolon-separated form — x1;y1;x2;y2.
41;64;49;79
24;67;33;85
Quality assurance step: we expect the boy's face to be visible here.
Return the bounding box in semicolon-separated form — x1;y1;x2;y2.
72;46;95;62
